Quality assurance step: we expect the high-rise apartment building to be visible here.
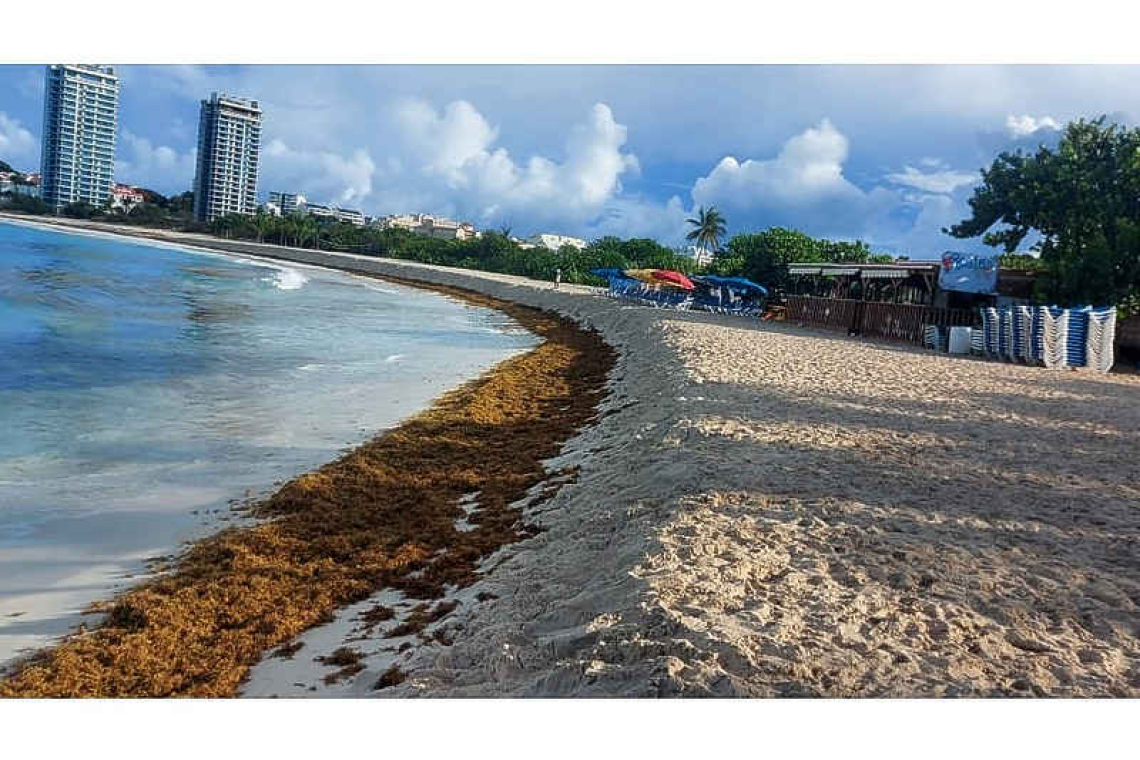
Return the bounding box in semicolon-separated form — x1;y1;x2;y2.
192;93;262;222
40;65;120;211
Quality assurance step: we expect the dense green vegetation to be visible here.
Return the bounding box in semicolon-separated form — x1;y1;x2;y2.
1;187;899;290
3;193;49;215
205;212;905;290
706;227;894;292
948;116;1140;312
997;253;1043;271
208;213;700;286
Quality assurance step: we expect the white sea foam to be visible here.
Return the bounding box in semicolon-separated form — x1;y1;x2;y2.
384;354;405;363
265;268;309;290
362;283;401;295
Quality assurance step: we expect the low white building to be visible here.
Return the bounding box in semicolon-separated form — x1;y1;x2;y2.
334;207;365;226
110;183;145;211
526;233;588;251
682;245;716;266
302;203;337;221
377;213;476;240
279;195;365;225
1;172;41;198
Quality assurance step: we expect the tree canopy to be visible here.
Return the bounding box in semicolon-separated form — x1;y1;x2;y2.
946;116;1140;309
709;227;894;292
2;192;48;215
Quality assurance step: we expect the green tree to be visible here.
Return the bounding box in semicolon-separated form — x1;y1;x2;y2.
293;215;317;248
819;239;872;263
685;205;727;254
253;212;277;243
3;193;49;215
946;115;1140;308
723;227;822;291
168;191;194;215
124;202;170;227
998;253;1041;271
61;201;100;219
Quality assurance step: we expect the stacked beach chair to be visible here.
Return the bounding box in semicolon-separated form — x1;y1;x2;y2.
977;304;1117;373
1086;307;1117;373
923;325;949;352
970;329;986;356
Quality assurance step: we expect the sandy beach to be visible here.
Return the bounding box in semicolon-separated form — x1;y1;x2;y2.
2;213;1139;697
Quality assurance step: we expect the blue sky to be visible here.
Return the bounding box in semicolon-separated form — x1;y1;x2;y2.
2;64;1137;256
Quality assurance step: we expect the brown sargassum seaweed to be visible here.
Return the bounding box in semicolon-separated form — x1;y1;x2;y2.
0;278;614;697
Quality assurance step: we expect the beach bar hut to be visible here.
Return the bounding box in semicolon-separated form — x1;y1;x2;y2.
785;257;1046;344
786;261;971;343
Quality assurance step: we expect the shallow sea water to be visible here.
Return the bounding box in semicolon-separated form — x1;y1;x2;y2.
0;220;537;666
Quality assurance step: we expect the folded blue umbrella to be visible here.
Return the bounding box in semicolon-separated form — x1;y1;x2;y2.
693;275;768;295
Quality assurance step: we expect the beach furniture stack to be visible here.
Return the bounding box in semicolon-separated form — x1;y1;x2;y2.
1085;307;1117;373
977;304;1116;372
982;307;1000;355
923;325;949;352
1014;305;1035;362
1038;307;1068;369
970;328;986;356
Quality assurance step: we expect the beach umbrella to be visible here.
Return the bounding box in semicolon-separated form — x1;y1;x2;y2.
651;270;696;290
720;276;768;295
695;275;767;294
623;268;662;285
589;268;625;280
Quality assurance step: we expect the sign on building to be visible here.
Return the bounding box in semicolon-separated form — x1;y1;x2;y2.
938;252;998;295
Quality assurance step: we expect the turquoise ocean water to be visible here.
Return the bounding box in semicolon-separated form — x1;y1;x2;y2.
0;220;537;665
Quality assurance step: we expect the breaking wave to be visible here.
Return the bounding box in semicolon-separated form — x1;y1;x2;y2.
264;268;309;290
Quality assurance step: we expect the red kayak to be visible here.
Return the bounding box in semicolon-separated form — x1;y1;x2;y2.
651;270;695;290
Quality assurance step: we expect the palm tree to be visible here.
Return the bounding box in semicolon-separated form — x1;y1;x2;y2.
294;216;317;249
253;212;276;244
685;205;727;255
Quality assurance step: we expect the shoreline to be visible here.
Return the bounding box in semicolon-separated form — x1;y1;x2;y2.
3;212;1139;697
0;214;617;696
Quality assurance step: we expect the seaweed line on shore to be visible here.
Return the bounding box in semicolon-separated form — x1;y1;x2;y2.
0;274;616;698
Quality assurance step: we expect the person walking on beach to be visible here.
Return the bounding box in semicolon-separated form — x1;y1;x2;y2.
555;268;562;290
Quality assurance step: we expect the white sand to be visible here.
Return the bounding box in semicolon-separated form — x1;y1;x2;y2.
236;253;1139;697
6;215;1139;697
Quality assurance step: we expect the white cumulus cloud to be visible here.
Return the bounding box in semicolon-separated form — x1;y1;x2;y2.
688;118;897;240
885;162;977;194
378;100;639;228
1006;114;1061;138
116;130;197;190
0;112;38;169
692;119;872;210
263;140;376;207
